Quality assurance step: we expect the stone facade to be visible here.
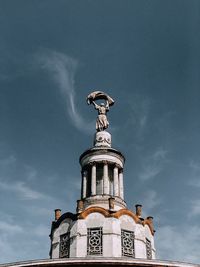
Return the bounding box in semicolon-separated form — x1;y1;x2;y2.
50;209;156;259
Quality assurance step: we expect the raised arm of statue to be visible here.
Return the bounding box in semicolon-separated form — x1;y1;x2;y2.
92;101;99;110
105;100;109;110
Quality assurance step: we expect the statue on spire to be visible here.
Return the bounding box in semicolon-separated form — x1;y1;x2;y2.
87;91;114;132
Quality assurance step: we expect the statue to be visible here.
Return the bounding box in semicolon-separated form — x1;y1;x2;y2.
87;91;114;132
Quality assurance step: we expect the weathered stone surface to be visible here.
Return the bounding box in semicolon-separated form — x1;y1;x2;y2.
94;131;112;147
50;209;156;259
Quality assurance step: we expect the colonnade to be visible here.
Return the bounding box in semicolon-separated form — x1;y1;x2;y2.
81;161;124;199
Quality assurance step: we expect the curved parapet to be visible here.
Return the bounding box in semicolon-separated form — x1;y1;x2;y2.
1;258;199;267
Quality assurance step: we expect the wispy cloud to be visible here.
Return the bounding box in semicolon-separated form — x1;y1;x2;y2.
0;151;58;262
0;217;27;263
143;190;161;211
139;147;168;181
139;190;161;218
156;224;200;263
0;218;50;263
0;180;49;200
189;199;200;217
0;221;23;234
24;165;38;182
139;165;162;181
0;233;20;263
188;160;200;187
189;160;200;172
0;155;16;166
126;95;151;134
36;49;93;133
0;152;52;201
33;224;50;237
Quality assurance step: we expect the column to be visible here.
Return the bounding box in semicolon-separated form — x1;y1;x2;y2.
119;169;124;199
82;170;87;198
113;164;119;197
103;161;109;195
91;162;96;196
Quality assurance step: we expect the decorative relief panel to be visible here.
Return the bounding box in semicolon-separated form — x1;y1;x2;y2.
59;233;70;258
121;229;135;257
87;227;103;255
146;238;152;259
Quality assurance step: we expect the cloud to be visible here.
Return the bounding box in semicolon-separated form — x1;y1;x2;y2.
139;165;162;181
24;165;38;182
188;160;200;187
152;149;168;161
143;190;161;211
139;190;161;218
0;221;23;234
189;199;200;217
0;150;56;202
126;95;151;133
33;224;50;237
156;225;200;263
0;219;50;263
24;205;52;217
0;235;19;264
0;218;26;263
0;155;16;166
36;49;93;134
139;147;168;181
0;180;49;200
0;152;45;200
189;160;200;172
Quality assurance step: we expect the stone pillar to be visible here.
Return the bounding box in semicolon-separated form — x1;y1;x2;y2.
91;162;96;196
113;164;119;197
103;161;109;195
82;170;87;198
119;168;124;199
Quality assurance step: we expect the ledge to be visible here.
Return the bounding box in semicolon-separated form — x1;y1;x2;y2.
0;258;198;267
79;147;125;165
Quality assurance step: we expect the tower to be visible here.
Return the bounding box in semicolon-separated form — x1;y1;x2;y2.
49;91;156;259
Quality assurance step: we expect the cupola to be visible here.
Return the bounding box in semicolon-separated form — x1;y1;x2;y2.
49;91;156;260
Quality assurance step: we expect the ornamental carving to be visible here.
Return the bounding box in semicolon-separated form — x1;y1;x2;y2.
146;238;152;259
59;233;70;258
121;230;135;257
87;227;103;255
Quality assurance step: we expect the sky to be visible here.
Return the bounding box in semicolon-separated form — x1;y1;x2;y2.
0;0;200;264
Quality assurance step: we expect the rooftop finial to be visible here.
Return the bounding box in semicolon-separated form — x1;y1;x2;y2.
87;91;114;132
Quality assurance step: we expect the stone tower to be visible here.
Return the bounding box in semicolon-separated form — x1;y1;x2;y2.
49;91;156;259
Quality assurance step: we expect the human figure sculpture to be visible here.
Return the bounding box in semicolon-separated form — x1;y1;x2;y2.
92;101;109;131
87;91;114;132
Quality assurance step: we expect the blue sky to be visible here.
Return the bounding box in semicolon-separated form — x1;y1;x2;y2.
0;0;200;264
